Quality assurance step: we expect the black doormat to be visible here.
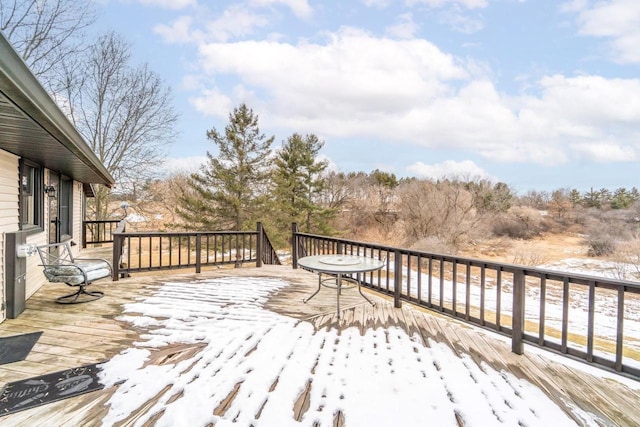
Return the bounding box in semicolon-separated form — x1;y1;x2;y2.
0;363;104;417
0;332;43;365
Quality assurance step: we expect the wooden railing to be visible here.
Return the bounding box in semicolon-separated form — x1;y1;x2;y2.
291;224;640;379
82;219;122;247
112;222;280;280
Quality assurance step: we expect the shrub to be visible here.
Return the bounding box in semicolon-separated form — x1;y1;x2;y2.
492;206;543;239
587;235;616;257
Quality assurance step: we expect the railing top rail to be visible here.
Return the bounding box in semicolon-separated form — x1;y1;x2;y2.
294;231;640;290
85;219;123;224
114;230;258;237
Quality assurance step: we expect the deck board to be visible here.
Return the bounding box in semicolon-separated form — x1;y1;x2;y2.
0;265;638;426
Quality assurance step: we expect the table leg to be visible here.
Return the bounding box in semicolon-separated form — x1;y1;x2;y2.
357;272;376;306
303;273;323;303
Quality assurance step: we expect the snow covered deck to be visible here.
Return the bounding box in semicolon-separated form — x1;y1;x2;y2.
0;265;639;426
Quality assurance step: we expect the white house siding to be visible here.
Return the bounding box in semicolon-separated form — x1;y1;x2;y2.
0;157;94;319
72;180;83;257
24;230;47;300
0;151;19;322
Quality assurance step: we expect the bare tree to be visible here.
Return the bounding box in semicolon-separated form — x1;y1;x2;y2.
0;0;95;91
396;179;483;250
62;32;179;219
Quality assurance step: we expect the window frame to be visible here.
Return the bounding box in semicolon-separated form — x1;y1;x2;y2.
58;176;73;240
18;159;44;233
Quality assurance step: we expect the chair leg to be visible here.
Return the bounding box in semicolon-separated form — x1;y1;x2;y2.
56;286;104;304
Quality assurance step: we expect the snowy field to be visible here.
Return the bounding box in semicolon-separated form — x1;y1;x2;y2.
99;277;589;427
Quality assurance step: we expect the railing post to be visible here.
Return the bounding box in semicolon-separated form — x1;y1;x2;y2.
256;222;263;268
292;223;299;269
196;233;202;273
82;221;87;248
512;269;525;355
112;232;121;282
394;250;402;308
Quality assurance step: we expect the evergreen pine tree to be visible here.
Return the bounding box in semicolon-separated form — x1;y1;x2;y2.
271;133;332;240
176;104;274;230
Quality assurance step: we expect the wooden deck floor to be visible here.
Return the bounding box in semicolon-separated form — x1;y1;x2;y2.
0;265;638;426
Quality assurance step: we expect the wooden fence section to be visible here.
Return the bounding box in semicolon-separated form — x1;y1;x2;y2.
110;222;280;280
291;224;640;379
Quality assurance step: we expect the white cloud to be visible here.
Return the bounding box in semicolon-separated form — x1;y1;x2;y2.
155;5;270;44
566;0;640;63
205;5;270;42
571;143;637;163
162;156;208;174
559;0;588;14
195;27;468;115
407;160;494;180
406;0;486;33
188;28;640;166
362;0;391;8
386;13;419;39
250;0;313;19
190;88;234;118
439;10;484;33
406;0;488;9
138;0;196;9
154;16;195;44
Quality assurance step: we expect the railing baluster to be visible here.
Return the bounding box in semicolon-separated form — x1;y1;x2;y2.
465;263;471;321
406;255;412;301
439;258;444;312
480;264;486;326
417;255;422;304
428;256;433;307
496;268;502;330
452;260;457;316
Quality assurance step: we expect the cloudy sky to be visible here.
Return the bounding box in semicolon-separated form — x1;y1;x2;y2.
94;0;640;193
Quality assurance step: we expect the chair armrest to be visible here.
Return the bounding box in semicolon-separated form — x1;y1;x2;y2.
75;258;113;274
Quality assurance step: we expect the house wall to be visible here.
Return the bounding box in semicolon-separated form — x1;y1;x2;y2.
0;150;89;320
72;181;83;258
24;171;85;298
0;150;19;322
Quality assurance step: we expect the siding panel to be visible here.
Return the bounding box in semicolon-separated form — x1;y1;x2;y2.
0;150;19;322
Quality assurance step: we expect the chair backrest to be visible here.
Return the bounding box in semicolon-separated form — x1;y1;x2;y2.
37;243;76;266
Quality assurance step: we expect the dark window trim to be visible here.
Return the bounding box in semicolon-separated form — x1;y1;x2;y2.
59;176;73;240
18;159;44;234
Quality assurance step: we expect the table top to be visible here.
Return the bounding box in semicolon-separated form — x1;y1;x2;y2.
297;254;385;274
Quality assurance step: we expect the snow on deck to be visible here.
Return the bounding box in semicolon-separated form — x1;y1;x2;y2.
99;276;579;426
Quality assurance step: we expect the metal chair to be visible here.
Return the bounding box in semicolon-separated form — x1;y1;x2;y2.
37;242;111;304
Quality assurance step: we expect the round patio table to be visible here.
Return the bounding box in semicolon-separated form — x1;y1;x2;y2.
297;254;385;318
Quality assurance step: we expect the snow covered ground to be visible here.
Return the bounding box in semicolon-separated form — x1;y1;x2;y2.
99;277;587;427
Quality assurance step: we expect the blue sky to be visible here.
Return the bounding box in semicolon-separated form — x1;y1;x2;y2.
92;0;640;193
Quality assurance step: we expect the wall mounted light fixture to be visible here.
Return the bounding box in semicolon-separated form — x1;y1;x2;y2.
44;185;56;198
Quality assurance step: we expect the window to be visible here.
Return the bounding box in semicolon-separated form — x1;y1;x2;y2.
59;177;73;239
19;160;43;231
